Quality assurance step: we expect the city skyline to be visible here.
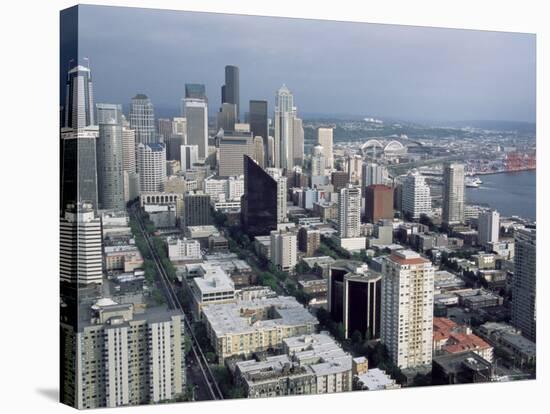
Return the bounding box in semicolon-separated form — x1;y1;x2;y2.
65;5;536;124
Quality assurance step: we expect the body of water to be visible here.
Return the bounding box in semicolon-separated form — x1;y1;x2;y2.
465;170;536;221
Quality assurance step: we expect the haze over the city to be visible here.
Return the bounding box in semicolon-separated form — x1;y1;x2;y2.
70;5;536;124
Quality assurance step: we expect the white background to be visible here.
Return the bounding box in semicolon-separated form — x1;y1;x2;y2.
0;0;547;412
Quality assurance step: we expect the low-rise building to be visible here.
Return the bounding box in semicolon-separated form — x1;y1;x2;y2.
189;263;235;318
355;368;401;391
167;237;201;262
433;318;493;363
202;296;318;362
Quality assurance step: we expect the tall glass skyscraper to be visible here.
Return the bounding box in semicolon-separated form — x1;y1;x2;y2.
249;100;268;165
130;94;156;146
222;65;240;121
96;103;125;210
184;99;208;160
184;83;207;100
241;155;278;237
63;64;95;129
442;162;465;225
274;85;298;169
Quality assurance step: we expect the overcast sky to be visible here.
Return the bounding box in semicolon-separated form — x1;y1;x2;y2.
73;5;536;123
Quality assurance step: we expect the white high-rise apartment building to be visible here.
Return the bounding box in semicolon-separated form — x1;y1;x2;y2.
63;300;186;409
338;185;362;238
60;203;103;285
130;94;156;146
228;176;245;200
442;162;465;225
401;170;431;219
270;230;298;272
317;127;334;170
511;227;536;341
381;250;434;369
266;168;288;223
184;99;208;160
478;209;500;245
138;143;166;193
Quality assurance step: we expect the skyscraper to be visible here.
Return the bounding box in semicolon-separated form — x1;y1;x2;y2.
137;143;166;193
401;170;431;219
365;185;394;223
381;250;434;369
274;85;297;169
222;65;240;121
60;127;99;212
478;209;500;245
130;94;156;146
96;104;125;210
266;167;288;224
180;144;199;171
217;103;237;132
253;136;265;168
121;115;139;202
218;133;254;177
292;117;304;166
511;227;536;341
311;144;326;178
442;162;465;225
317;127;334;170
362;162;387;188
184;83;206;100
183;192;211;227
249;100;268;139
60;202;103;285
184;98;208;160
241;155;278;237
63;64;94;129
338;185;362;239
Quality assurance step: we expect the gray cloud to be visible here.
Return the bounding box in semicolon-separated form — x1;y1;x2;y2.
76;5;535;123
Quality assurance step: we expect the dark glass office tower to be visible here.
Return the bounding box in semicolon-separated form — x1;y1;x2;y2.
222;65;240;121
185;83;207;100
249;100;268;165
63;65;94;129
344;274;381;340
328;264;348;323
60;131;99;212
183;192;212;227
241;155;278;237
249;100;268;139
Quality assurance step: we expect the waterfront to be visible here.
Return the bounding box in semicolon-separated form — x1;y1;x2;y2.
466;170;536;221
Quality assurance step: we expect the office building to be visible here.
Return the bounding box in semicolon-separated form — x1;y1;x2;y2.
442;163;465;225
274;84;298;169
241;155;278;237
292;117;304;166
362;162;387;188
180;144;199;171
217;102;237;132
130;94;156;146
365;185;394;223
62;300;185;409
60;203;103;285
401;170;431;219
311;144;326;178
253;136;265;168
189;263;236;318
249;100;268;164
381;250;434;369
157;118;173;144
270;230;298;272
137;143;166;193
317;127;334;170
218;133;254;177
184;98;208;160
184;83;206;101
63;64;94;129
183;191;211;228
478;210;500;245
96;103;125;210
60;127;99;211
328;261;381;340
331;171;349;193
222;65;240;120
511;227;536;341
